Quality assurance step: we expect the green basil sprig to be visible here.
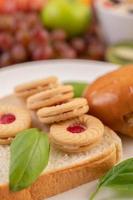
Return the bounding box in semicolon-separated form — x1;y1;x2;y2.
64;81;88;97
9;128;50;192
90;158;133;200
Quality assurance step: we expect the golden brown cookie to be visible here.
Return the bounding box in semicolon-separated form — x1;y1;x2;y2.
27;85;74;110
49;115;104;153
14;76;58;99
0;137;13;145
0;104;31;138
37;98;89;124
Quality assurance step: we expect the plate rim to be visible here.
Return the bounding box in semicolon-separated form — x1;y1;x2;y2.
0;59;118;73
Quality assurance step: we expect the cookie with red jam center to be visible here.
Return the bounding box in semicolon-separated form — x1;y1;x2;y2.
0;113;16;124
50;114;104;153
0;104;31;144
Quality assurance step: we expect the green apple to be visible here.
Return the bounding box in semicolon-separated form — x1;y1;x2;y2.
41;0;92;37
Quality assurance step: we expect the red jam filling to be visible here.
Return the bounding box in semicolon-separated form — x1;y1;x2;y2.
67;124;86;134
0;113;16;124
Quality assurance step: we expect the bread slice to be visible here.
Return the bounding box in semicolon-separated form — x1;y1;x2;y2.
0;96;122;200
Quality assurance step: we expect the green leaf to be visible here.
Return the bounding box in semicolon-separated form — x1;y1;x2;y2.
90;158;133;200
9;128;50;192
64;81;88;97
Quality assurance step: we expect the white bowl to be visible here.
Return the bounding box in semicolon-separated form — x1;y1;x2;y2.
95;0;133;44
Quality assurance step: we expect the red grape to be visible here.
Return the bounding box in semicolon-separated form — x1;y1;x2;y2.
16;22;28;32
71;38;85;53
0;33;13;49
53;41;68;52
28;41;37;53
0;15;15;31
16;0;28;11
32;45;53;60
32;28;49;44
26;12;39;28
0;52;12;67
0;0;17;13
61;48;77;58
51;29;67;41
11;44;27;62
87;42;105;60
29;0;44;10
16;30;31;46
53;41;77;58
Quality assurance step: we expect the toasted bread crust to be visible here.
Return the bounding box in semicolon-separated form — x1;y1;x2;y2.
0;186;32;200
0;148;117;200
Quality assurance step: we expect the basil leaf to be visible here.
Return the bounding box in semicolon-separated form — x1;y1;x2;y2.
99;158;133;187
64;81;88;97
90;158;133;200
9;128;50;192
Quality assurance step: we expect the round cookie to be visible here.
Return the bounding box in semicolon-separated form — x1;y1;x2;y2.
49;115;104;153
14;76;58;99
27;85;74;110
0;104;31;138
0;137;13;145
37;98;89;124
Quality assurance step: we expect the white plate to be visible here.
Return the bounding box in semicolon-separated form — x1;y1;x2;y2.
0;59;133;200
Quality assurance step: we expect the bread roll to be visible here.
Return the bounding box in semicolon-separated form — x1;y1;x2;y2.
85;65;133;137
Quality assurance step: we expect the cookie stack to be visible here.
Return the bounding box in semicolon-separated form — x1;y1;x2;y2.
14;76;104;153
15;76;59;99
15;76;89;124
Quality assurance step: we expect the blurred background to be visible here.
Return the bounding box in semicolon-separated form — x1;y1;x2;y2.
0;0;133;68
